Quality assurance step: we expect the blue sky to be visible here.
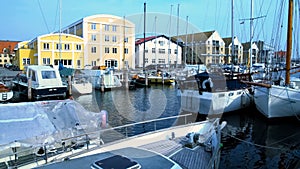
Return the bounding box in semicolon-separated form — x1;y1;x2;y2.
0;0;290;50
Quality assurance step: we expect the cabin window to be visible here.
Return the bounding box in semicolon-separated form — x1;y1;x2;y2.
219;94;225;97
228;93;234;97
41;71;56;79
237;91;242;95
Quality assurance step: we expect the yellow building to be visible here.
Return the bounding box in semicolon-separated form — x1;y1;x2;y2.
62;14;135;70
15;34;84;70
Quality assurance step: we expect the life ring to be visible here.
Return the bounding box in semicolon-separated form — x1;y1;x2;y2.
202;78;213;90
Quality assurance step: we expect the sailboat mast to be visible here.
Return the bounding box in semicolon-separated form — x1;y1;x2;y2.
185;16;188;66
59;0;62;62
143;2;146;72
168;5;173;71
155;16;157;71
249;0;254;72
231;0;234;65
286;0;293;85
176;4;179;68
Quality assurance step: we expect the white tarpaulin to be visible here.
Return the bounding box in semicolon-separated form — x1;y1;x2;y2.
0;99;106;150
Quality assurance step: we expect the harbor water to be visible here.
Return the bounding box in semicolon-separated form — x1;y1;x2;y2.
74;84;300;169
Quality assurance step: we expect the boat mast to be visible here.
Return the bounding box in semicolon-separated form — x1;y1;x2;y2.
176;4;179;68
59;0;62;62
168;5;173;71
143;2;146;72
286;0;293;85
155;16;157;71
231;0;235;65
249;0;254;73
184;16;188;66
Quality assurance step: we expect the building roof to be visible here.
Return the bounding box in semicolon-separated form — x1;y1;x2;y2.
222;37;233;46
0;40;20;54
135;35;182;46
176;30;217;44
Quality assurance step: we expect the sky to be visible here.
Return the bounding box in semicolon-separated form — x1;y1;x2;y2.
0;0;293;51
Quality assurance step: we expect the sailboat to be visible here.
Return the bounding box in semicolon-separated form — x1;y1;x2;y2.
252;0;300;118
177;0;252;116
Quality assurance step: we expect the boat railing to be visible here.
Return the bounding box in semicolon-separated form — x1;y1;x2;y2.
0;113;194;168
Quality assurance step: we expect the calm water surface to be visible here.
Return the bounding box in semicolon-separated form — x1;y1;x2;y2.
74;84;300;169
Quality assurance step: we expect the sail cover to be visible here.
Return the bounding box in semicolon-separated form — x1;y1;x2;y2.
0;99;106;150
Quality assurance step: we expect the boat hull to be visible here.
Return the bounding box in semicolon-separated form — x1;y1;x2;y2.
179;89;251;115
254;85;300;118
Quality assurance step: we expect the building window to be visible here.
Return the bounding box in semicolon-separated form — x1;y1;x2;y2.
91;46;97;53
56;44;62;50
76;44;82;50
22;58;30;65
105;47;109;53
112;48;117;54
105;35;109;42
124;37;128;43
145;58;148;63
158;59;165;63
77;60;81;68
92;61;96;66
104;24;109;31
168;49;171;54
152;48;155;53
112;36;117;42
112;25;117;32
91;23;96;30
174;49;178;54
158;48;165;54
43;58;51;65
152;59;156;63
124;48;128;54
145;48;148;53
92;34;97;41
43;43;49;50
159;41;164;46
64;44;70;50
105;60;118;68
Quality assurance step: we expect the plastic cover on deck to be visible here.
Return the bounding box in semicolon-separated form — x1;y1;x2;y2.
0;100;107;150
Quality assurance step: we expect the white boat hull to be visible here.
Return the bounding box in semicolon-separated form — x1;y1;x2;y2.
179;89;251;115
254;85;300;118
72;82;93;95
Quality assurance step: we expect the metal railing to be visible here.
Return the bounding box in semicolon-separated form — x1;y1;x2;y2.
0;113;193;168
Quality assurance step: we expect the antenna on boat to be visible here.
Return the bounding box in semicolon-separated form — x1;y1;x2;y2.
231;0;235;66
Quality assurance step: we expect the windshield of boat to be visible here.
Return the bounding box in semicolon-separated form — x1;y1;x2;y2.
41;71;57;79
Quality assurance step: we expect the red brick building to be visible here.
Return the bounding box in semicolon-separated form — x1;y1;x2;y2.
0;40;20;67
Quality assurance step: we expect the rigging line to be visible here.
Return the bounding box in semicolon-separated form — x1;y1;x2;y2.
37;0;50;33
221;130;289;151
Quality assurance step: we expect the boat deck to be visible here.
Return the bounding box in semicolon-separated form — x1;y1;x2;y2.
139;137;213;169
